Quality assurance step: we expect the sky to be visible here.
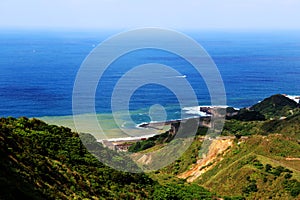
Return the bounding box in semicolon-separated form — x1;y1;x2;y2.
0;0;300;30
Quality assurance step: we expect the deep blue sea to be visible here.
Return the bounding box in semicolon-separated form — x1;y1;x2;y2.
1;29;300;125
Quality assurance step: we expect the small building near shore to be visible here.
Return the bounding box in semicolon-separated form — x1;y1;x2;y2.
101;140;116;151
114;143;133;152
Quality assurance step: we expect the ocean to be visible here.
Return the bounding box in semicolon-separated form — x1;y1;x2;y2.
1;29;300;137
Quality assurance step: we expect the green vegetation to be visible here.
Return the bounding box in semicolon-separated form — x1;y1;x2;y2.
0;117;216;199
158;137;205;175
221;120;262;137
261;112;300;139
151;183;217;200
128;131;174;153
227;109;265;121
222;105;300;140
155;132;300;199
193;135;300;199
152;95;300;199
129;125;208;153
250;94;299;119
0;117;153;199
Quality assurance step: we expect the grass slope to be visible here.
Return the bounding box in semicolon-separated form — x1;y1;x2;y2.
261;112;300;140
195;135;300;199
251;94;299;119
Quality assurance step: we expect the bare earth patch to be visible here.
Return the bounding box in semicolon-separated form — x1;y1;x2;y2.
178;138;234;182
286;157;300;161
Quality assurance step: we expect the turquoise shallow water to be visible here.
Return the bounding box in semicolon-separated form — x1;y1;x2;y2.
40;111;171;139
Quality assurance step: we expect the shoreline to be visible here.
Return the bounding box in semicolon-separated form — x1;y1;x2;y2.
98;115;212;143
98;119;184;143
39;106;226;143
38;94;300;143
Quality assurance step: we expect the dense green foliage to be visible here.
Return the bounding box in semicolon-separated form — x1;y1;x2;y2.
129;126;208;153
0;117;154;199
151;183;217;200
0;117;215;199
128;131;173;153
221;120;262;137
261;112;300;139
250;94;299;119
226;109;265;121
222;106;300;140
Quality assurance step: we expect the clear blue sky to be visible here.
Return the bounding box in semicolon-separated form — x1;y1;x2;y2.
1;0;300;30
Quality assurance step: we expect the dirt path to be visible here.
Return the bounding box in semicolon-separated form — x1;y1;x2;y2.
178;138;234;182
285;157;300;161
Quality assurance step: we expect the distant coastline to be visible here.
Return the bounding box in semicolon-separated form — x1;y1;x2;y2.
39;94;300;143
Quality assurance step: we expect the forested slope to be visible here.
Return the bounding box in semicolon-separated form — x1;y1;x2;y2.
0;117;215;200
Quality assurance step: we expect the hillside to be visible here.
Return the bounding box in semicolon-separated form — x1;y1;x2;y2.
1;94;300;199
250;94;299;119
0;117;153;199
147;95;300;199
261;112;300;139
195;134;300;199
0;117;217;200
154;134;300;199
